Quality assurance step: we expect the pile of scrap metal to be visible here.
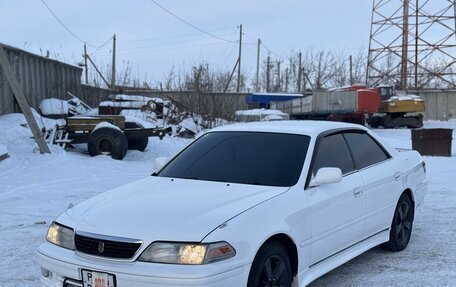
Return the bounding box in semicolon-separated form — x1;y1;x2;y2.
99;94;190;125
176;116;202;138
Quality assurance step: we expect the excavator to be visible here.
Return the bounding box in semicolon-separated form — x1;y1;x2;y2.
366;85;425;128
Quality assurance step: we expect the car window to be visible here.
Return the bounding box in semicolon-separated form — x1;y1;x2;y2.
312;133;355;175
158;132;310;187
343;132;390;169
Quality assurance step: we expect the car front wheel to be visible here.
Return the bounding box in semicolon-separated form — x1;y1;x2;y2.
247;242;292;287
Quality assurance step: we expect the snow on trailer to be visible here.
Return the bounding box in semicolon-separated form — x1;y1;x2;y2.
44;115;172;160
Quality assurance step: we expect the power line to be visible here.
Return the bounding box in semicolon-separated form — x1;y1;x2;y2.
39;0;106;48
243;31;284;59
118;27;236;43
114;32;236;53
105;41;231;56
148;0;238;44
261;42;285;60
90;36;114;56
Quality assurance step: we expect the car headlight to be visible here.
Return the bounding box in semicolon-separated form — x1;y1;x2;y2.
46;222;75;250
138;241;235;265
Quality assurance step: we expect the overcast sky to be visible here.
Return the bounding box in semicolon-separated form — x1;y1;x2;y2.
1;0;373;84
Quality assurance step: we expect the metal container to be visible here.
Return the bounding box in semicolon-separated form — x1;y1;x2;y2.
271;90;380;117
412;129;453;157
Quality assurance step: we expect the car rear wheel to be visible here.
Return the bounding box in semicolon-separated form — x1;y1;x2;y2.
247;242;292;287
382;193;414;252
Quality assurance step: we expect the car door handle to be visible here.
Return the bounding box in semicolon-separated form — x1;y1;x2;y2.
394;172;401;181
353;187;363;198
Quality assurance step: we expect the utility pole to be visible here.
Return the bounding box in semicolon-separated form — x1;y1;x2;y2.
276;61;281;92
0;46;51;154
256;38;261;92
237;24;242;92
84;43;88;84
349;55;353;86
285;68;289;92
266;55;271;92
111;34;116;90
297;52;302;93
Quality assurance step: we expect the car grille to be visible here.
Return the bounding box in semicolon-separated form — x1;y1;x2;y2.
75;233;142;259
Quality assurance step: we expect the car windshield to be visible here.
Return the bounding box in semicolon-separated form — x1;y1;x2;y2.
158;131;310;187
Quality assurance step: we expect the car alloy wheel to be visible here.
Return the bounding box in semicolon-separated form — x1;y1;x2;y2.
396;201;412;245
248;242;292;287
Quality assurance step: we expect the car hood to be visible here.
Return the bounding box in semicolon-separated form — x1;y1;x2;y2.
64;176;289;243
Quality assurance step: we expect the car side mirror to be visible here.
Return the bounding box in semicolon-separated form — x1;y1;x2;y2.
154;157;169;173
309;167;342;187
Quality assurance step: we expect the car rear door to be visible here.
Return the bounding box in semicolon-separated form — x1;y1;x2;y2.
343;131;402;237
306;133;366;265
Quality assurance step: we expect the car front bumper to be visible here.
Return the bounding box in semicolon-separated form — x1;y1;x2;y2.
37;242;250;287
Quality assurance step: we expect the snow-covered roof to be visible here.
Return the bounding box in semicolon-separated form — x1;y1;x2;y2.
113;94;165;103
99;101;145;108
211;120;367;136
235;109;288;116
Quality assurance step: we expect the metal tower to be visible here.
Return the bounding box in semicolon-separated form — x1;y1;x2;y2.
366;0;456;90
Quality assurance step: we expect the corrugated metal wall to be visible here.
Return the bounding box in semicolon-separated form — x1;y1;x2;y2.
0;43;83;115
408;90;456;121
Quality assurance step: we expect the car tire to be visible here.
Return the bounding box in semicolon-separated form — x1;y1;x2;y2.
247;242;292;287
381;193;414;252
88;127;128;160
125;122;149;152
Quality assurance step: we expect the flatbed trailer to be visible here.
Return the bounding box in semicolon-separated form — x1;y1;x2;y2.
46;115;172;160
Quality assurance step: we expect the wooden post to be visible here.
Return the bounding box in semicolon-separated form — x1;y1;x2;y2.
237;25;242;92
349;55;354;86
84;43;88;84
0;46;51;154
298;52;302;93
111;34;116;89
256;38;261;92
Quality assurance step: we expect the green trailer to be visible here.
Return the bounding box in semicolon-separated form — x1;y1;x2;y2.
45;115;172;160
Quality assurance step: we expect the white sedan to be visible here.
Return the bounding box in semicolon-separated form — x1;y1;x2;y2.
37;121;428;287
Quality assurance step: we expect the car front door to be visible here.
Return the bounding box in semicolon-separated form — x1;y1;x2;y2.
306;133;366;265
343;132;402;237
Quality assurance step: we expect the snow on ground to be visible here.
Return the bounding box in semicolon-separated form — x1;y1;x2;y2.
0;143;7;156
0;113;191;287
0;115;455;286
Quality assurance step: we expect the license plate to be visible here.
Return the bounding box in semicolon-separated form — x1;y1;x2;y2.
81;269;116;287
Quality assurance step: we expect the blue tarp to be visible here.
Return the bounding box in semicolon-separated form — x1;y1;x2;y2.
246;93;303;108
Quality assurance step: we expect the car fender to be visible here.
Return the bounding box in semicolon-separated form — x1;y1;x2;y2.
201;186;311;276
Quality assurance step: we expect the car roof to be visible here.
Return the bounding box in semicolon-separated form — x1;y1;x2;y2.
210;120;368;137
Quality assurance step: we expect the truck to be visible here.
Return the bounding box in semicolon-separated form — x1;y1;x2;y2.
270;85;425;128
